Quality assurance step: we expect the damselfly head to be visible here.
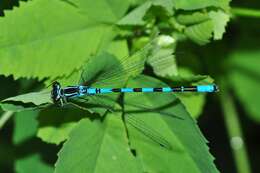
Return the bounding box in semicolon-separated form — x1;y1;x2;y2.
51;81;62;104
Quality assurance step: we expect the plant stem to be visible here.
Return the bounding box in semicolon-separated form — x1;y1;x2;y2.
220;84;251;173
232;7;260;18
0;111;13;130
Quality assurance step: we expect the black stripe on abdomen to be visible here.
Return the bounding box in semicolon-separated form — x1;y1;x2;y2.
112;88;121;92
133;88;142;92
153;88;163;92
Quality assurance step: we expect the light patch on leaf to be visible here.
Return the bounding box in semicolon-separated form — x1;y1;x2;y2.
209;10;230;40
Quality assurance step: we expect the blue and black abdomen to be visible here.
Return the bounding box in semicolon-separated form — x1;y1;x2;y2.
85;85;218;95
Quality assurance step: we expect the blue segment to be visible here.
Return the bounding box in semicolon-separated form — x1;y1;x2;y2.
87;88;97;94
100;88;112;94
121;88;133;93
142;88;153;92
197;85;215;92
162;88;172;92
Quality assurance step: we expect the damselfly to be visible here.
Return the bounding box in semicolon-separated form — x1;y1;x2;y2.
51;81;217;106
49;37;218;150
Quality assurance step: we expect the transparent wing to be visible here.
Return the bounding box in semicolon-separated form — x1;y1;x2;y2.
126;113;173;150
82;94;183;150
79;37;160;88
92;94;183;120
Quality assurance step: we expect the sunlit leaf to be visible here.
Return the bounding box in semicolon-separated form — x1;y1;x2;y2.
55;115;140;173
0;0;129;80
209;10;230;40
124;75;219;173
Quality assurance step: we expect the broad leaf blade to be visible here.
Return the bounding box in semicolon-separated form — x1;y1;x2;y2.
13;110;38;145
0;0;128;80
124;75;219;173
15;154;53;173
37;107;89;145
55;115;140;173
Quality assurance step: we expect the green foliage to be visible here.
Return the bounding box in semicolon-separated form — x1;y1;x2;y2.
2;0;259;173
13;110;38;144
228;50;260;122
0;0;129;80
15;154;54;173
124;75;218;173
55;115;140;173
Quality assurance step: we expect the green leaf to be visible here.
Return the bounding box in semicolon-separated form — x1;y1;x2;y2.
0;90;50;112
177;10;230;44
3;90;51;105
124;75;218;173
148;35;178;77
37;107;88;145
177;11;210;25
173;68;214;118
208;10;230;40
49;39;129;86
15;154;53;173
177;93;205;118
72;0;130;23
228;50;260;122
0;38;147;114
13;110;38;145
0;0;129;80
55;115;140;173
172;0;230;10
167;67;209;83
164;68;214;118
184;19;214;45
118;0;174;25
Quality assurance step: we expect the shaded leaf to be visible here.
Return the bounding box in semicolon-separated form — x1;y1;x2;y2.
177;11;210;25
228;50;260;122
13;110;38;145
184;20;214;45
37;106;89;145
15;154;53;173
172;0;229;10
118;0;174;25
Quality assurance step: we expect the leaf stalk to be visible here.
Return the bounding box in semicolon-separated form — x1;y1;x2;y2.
220;82;251;173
